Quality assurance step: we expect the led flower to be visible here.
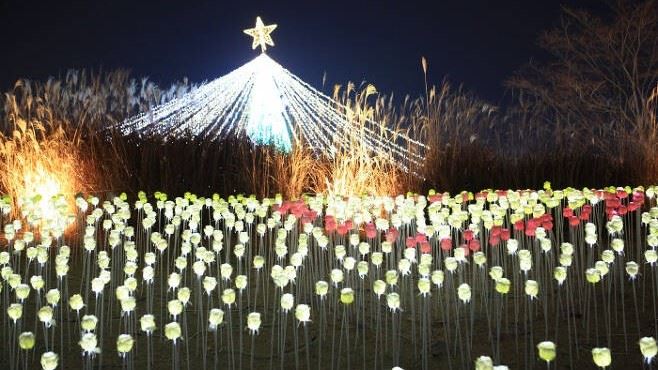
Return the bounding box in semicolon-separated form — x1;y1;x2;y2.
168;272;181;290
489;266;504;281
554;266;567;285
7;303;23;322
222;289;236;306
495;278;511;294
116;334;134;355
591;347;611;368
475;355;493;370
40;351;59;370
140;314;156;334
168;299;183;318
418;277;431;296
387;292;401;312
356;261;369;278
295;304;311;323
373;252;386;268
164;322;182;343
247;312;261;334
444;257;458;272
457;283;471;303
625;261;639;279
15;283;30;301
46;289;60;306
431;270;444;288
586;268;601;284
177;287;191;306
601;250;615;264
372;280;386;297
340;288;355;305
537;341;556;362
385;270;398;286
19;331;35;350
639;337;657;364
315;281;328;298
38;306;54;328
203;277;217;295
525;280;539;300
79;332;100;356
280;293;294;312
253;255;265;270
208;308;224;331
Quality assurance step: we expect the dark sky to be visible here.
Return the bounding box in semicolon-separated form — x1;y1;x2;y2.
0;0;606;103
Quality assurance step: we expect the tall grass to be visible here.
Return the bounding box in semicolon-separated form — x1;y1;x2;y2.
1;67;657;199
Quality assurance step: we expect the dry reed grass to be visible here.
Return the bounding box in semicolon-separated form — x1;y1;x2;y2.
0;81;99;221
2;5;658;201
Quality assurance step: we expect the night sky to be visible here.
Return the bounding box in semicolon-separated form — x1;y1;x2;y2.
0;0;606;103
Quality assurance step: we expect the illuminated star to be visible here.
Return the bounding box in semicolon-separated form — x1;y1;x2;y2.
243;16;277;53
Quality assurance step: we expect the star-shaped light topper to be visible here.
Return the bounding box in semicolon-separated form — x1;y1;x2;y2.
243;16;277;53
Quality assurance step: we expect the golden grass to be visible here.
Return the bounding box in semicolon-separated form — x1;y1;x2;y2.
1;65;657;201
0;117;88;227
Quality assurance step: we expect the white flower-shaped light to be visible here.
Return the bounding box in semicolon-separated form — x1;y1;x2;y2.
280;293;294;312
253;255;265;270
79;333;99;355
475;355;493;370
495;278;511;295
38;306;55;328
431;270;444;288
40;351;59;370
46;289;60;306
235;275;248;291
330;269;344;286
167;299;183;319
554;266;567;285
295;304;311;323
586;268;601;284
315;281;329;298
167;272;181;290
385;270;398;286
208;308;224;331
15;283;30;301
19;331;35;350
591;347;611;368
8;302;23;322
340;288;355;305
418;278;431;296
140;314;156;334
639;337;657;364
537;341;556;363
222;288;236;306
164;322;182;343
387;292;401;312
247;312;261;335
525;280;539;300
625;261;639;280
116;334;134;356
458;283;471;303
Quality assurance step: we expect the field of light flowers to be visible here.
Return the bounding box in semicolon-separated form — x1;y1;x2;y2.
0;186;658;370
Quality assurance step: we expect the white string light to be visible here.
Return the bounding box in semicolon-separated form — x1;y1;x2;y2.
118;17;426;170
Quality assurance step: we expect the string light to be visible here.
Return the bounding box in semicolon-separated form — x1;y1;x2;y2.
118;17;425;170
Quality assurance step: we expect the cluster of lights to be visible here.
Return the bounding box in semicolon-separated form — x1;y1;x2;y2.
1;184;658;369
118;17;425;170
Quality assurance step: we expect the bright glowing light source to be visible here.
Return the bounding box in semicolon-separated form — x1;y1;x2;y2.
18;164;74;231
118;17;425;171
243;16;277;53
245;55;292;151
